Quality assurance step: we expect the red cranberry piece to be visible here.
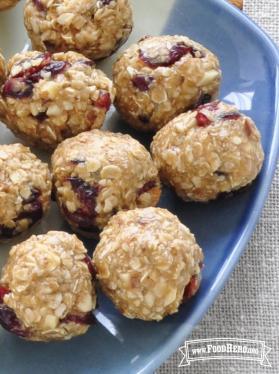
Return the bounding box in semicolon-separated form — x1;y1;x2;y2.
13;53;51;81
84;255;95;278
95;92;111;111
196;112;212;127
68;177;99;214
42;61;69;76
62;312;95;325
18;201;43;223
32;0;45;12
137;180;157;196
220;112;241;120
63;206;93;229
182;275;200;302
0;304;28;338
2;78;33;99
0;286;10;303
139;42;197;68
132;75;154;91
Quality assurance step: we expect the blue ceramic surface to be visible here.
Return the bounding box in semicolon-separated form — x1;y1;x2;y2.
0;0;279;373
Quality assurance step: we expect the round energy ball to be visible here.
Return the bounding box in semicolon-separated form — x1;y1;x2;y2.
1;51;115;149
113;35;221;132
0;231;96;341
0;0;19;11
93;207;204;321
24;0;133;60
0;52;6;85
52;130;161;236
0;143;51;240
151;101;265;202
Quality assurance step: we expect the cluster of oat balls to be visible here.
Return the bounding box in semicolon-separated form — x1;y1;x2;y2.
0;0;264;342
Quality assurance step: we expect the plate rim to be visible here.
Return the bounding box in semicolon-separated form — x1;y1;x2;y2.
139;1;279;373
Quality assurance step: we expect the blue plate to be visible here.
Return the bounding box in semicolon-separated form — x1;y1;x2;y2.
0;0;279;373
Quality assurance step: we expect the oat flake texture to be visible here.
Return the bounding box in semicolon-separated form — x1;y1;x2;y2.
0;231;96;341
0;50;115;149
51;130;161;236
113;35;221;132
24;0;133;60
0;143;51;240
151;101;264;202
93;207;204;321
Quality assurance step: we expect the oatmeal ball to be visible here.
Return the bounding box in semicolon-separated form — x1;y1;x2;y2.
0;52;6;85
113;35;221;132
24;0;133;60
0;231;96;341
151;101;265;202
93;207;203;321
51;130;161;236
0;0;19;11
0;144;51;240
1;51;115;149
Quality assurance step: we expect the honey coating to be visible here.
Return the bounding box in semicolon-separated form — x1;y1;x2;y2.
113;35;221;132
24;0;133;60
0;231;96;341
51;130;161;236
0;143;51;240
151;101;264;202
93;207;203;321
0;51;115;149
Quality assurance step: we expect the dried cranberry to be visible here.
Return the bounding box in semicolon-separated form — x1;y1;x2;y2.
0;304;28;337
220;112;241;121
3;53;70;100
84;255;95;278
18;201;43;223
139;42;197;68
196;112;212;127
32;0;45;12
42;61;69;76
0;286;10;303
137;180;157;196
34;111;48;122
13;53;51;80
182;275;200;302
63;207;93;229
62;312;95;325
23;188;41;204
132;75;154;91
64;177;100;230
95;92;111;111
2;78;33;99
